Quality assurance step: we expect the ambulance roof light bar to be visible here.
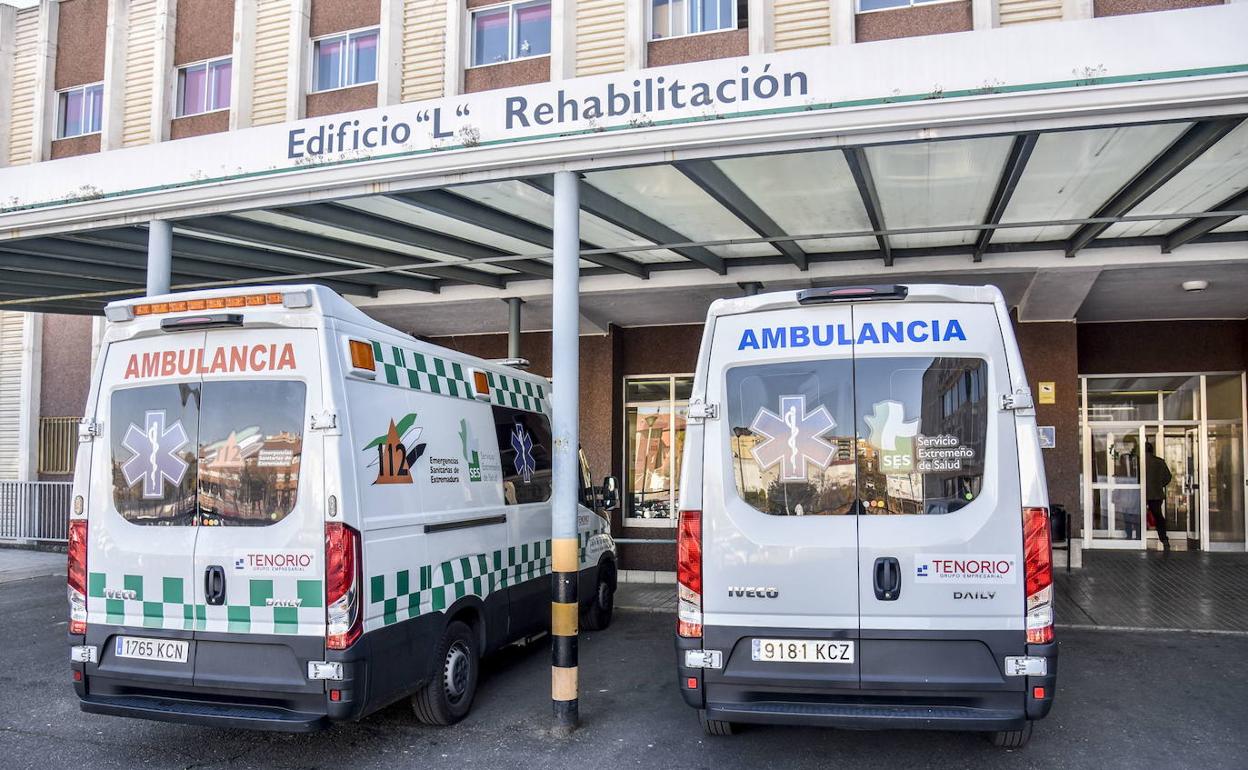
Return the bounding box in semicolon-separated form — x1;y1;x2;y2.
796;285;909;305
104;290;313;322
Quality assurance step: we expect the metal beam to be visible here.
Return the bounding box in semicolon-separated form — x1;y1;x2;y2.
0;270;141;295
1163;187;1248;253
177;215;504;290
843;148;893;267
0;246;188;283
70;228;413;296
279;203;554;280
676;160;808;270
526;177;727;275
1;236;346;286
973;133;1038;262
390;189;650;279
1065;118;1243;257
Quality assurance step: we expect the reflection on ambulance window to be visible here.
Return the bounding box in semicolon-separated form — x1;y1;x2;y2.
197;380;305;526
492;405;553;505
856;357;988;516
110;384;201;526
726;360;857;517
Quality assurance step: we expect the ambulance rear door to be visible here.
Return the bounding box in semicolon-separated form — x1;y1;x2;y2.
852;299;1027;696
87;332;206;689
189;328;327;695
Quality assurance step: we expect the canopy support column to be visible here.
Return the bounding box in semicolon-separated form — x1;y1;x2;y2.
146;220;172;296
507;297;523;359
550;170;580;736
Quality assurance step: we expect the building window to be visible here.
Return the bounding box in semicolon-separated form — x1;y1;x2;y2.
311;28;379;92
38;417;80;475
56;83;104;139
858;0;947;11
176;57;232;117
470;1;551;67
650;0;739;39
623;375;693;527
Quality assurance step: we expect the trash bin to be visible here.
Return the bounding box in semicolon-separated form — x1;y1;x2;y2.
1050;503;1068;544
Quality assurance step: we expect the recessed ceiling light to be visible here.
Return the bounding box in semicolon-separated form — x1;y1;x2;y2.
1181;280;1209;293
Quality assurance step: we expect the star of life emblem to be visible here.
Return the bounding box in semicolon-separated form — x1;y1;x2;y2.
121;410;189;498
749;395;837;482
510;423;536;483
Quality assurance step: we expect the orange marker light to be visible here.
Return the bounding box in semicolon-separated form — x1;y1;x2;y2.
473;370;490;397
348;340;376;371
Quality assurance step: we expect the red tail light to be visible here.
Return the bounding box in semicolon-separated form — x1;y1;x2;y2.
325;522;362;650
67;519;88;635
677;509;702;638
1023;507;1054;644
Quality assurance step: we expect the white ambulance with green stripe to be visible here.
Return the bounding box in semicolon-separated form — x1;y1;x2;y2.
68;285;618;731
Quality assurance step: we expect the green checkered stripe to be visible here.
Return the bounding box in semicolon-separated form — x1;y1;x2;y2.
87;572;324;635
485;370;548;414
371;340;475;401
369;539;552;627
369;339;548;415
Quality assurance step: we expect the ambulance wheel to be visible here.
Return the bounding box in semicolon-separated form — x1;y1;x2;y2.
412;621;478;726
989;722;1033;748
700;711;734;736
583;564;616;631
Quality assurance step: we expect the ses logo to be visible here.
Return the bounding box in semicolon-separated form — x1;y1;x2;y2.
915;555;1017;585
233;550;316;575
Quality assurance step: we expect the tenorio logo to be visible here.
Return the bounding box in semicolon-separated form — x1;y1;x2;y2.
916;554;1017;585
235;550;315;574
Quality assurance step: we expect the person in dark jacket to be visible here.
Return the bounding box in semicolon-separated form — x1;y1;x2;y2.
1144;443;1173;551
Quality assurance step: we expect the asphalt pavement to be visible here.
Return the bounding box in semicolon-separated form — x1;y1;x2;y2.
2;573;1246;769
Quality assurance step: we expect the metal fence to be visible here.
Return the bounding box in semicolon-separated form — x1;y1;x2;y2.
0;481;74;542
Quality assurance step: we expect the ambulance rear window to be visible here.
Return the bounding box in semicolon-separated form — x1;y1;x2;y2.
725;356;989;516
110;385;200;526
197;380;305;526
109;380;305;526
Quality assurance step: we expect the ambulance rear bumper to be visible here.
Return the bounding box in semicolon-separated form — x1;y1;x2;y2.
704;700;1026;732
79;692;329;732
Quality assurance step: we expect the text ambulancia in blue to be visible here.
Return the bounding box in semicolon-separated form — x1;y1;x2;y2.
738;320;967;351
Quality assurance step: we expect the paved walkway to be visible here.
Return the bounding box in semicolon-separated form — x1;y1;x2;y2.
1055;550;1248;633
0;546;66;585
619;550;1248;634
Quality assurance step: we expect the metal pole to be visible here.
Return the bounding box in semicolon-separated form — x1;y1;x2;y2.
550;170;580;736
507;297;523;359
146;220;173;296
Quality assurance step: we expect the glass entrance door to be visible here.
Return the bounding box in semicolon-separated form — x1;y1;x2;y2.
1087;424;1146;547
1159;429;1197;546
1081;373;1248;552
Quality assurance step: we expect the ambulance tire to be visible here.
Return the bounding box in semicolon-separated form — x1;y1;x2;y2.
412;620;479;726
989;722;1033;748
583;562;616;632
700;711;734;736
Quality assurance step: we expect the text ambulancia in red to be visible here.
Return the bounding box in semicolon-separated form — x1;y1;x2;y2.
123;343;297;380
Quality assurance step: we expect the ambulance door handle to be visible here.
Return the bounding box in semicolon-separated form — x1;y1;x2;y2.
204;565;227;606
874;557;900;601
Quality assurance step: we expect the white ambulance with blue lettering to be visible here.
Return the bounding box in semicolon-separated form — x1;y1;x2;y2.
67;284;618;731
675;284;1056;747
